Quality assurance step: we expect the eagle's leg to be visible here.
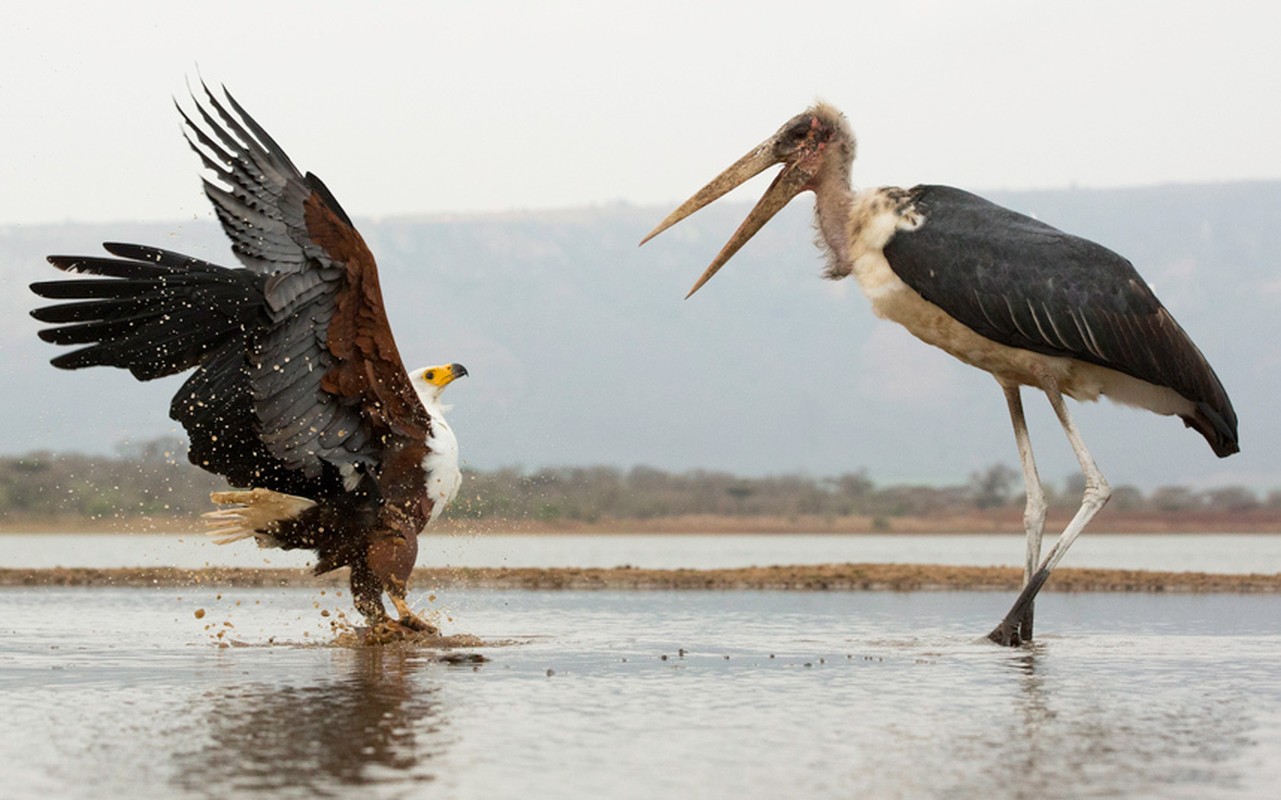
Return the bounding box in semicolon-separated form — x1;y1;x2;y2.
388;587;437;634
368;529;438;635
349;558;391;626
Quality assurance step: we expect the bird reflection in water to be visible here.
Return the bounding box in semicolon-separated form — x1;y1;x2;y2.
942;645;1254;796
171;647;452;795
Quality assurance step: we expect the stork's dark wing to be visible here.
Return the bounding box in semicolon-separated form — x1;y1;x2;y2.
172;84;432;488
883;184;1237;455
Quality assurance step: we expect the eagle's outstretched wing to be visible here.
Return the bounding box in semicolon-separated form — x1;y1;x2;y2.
32;85;434;496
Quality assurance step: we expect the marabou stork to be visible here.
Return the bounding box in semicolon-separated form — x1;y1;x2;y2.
30;85;468;638
642;103;1238;645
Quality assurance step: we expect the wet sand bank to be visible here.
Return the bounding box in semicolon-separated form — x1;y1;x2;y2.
4;563;1279;592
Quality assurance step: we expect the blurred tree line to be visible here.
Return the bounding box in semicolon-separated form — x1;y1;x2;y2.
2;437;1278;525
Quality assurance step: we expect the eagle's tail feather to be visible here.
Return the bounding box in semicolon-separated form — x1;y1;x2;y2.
204;488;317;548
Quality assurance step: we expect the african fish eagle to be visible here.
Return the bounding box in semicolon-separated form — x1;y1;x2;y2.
30;84;468;637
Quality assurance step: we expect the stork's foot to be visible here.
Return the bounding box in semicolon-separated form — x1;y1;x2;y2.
987;619;1026;647
987;611;1035;647
989;570;1048;646
1017;607;1034;643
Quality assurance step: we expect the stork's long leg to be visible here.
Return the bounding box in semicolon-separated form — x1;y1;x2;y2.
1002;383;1048;642
989;383;1112;646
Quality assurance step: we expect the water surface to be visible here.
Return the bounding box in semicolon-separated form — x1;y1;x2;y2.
4;531;1279;573
2;587;1279;798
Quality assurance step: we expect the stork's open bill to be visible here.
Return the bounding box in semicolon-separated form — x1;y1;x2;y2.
30;84;468;639
642;103;1239;646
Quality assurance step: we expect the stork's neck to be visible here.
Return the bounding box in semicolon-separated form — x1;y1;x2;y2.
812;175;855;277
818;185;923;282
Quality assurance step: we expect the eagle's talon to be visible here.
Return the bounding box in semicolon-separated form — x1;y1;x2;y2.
396;612;439;635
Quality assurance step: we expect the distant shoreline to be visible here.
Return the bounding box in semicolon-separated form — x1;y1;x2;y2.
4;509;1281;535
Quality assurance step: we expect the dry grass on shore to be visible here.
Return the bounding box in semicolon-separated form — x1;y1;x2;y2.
4;563;1279;593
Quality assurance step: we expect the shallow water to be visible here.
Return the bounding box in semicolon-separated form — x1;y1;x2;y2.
4;531;1281;573
2;586;1280;798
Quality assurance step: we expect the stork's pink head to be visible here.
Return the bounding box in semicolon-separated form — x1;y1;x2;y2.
641;103;855;297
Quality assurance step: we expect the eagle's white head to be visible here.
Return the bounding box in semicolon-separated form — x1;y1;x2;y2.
410;362;468;411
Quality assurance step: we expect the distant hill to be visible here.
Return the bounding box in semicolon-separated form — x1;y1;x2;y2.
3;181;1278;491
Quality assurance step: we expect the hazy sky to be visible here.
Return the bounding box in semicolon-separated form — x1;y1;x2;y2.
2;1;1279;226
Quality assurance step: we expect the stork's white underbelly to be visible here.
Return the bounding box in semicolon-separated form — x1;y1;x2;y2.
421;415;462;522
842;194;1195;418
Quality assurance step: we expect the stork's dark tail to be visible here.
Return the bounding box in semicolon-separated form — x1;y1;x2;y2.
30;243;264;381
1183;401;1240;459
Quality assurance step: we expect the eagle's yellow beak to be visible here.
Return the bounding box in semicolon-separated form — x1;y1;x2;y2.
422;363;469;387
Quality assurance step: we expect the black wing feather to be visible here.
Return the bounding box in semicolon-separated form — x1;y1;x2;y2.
176;86;383;480
32;86;405;495
32;249;263;381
